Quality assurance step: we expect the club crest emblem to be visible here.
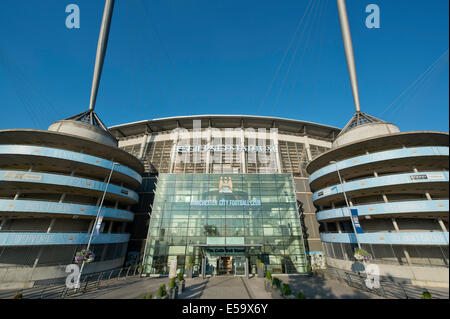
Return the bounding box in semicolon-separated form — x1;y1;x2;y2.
219;176;233;193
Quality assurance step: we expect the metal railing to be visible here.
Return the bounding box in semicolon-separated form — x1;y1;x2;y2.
0;264;144;299
323;267;449;299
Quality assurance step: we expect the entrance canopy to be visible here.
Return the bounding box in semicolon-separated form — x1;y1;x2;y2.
190;244;262;257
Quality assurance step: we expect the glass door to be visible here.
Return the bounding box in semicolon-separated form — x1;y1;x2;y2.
234;256;247;276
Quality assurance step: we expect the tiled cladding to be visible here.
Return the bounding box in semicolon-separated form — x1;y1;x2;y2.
316;200;449;221
0;199;134;221
313;171;449;202
143;174;308;275
0;232;130;246
320;232;449;246
0;170;139;203
0;145;142;183
309;146;449;184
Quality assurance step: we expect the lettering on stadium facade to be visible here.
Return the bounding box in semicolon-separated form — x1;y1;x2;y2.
176;144;278;153
190;199;262;206
170;122;280;167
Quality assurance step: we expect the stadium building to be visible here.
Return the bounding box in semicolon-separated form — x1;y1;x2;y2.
307;112;449;287
109;115;340;276
0;110;144;289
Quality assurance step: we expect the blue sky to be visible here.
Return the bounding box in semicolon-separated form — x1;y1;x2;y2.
0;0;448;132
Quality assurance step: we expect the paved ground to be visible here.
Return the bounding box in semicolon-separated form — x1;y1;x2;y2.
273;274;383;299
178;276;272;299
66;274;382;299
5;272;444;299
71;277;171;299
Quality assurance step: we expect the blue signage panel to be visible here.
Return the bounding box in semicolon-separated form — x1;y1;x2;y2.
350;209;364;234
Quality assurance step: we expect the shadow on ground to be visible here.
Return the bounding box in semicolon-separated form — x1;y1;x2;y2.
272;274;382;299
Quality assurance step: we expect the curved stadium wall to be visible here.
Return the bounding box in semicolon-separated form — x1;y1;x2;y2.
307;131;449;286
0;129;143;289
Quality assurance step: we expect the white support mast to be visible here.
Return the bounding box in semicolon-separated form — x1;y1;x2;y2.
88;0;115;112
336;0;361;113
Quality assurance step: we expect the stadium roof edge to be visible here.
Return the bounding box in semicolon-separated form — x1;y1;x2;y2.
108;115;342;136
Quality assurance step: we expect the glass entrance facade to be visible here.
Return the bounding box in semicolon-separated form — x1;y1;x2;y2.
143;173;307;275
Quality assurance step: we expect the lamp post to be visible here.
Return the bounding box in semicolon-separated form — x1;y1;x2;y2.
75;161;119;289
329;161;361;250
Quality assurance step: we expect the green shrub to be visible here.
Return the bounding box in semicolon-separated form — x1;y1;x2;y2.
156;284;167;298
141;295;147;299
169;277;177;289
13;293;23;299
177;272;184;281
147;293;152;299
266;271;272;281
297;291;306;299
281;283;292;296
421;291;432;299
272;277;281;288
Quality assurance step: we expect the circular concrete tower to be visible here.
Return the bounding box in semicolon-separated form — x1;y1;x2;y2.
307;112;449;287
0;110;144;289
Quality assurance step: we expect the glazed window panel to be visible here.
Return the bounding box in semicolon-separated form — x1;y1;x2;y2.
144;173;307;275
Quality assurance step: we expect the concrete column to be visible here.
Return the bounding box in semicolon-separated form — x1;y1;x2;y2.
13;190;21;200
205;128;212;174
425;192;432;200
403;247;413;266
88;219;95;233
336;222;342;234
33;248;44;268
59;193;66;203
170;128;180;173
412;167;418;173
382;193;389;203
139;133;150;159
340;243;348;260
240;127;246;173
437;217;448;232
101;245;108;261
47;218;56;233
331;202;335;209
270;126;282;174
373;171;378;177
392;218;400;232
108;221;113;234
0;217;8;231
393;218;414;266
304;135;313;162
